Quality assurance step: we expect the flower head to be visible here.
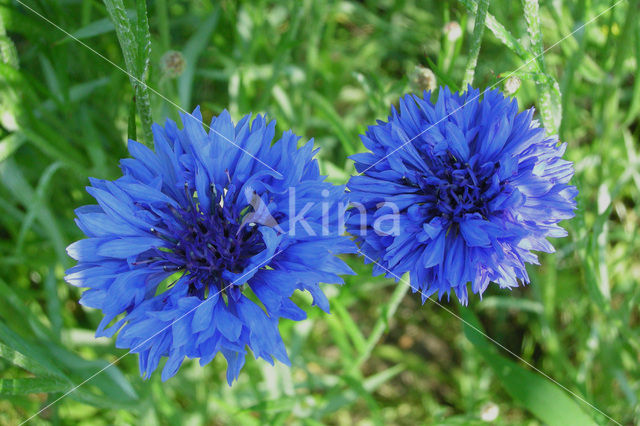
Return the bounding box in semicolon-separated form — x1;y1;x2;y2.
66;107;355;384
348;87;577;304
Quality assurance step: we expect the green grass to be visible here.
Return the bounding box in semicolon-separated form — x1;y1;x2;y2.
1;0;639;424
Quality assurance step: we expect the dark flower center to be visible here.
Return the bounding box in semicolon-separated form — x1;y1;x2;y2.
416;155;503;222
149;184;265;298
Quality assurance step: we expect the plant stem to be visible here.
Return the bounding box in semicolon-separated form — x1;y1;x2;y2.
103;0;153;147
462;0;489;88
523;0;562;134
156;0;170;50
352;279;410;370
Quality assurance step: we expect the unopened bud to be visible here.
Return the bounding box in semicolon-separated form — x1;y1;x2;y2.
411;65;437;92
160;50;186;78
504;76;521;95
443;21;462;42
480;402;499;422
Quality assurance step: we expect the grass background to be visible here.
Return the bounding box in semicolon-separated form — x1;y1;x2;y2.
0;0;639;424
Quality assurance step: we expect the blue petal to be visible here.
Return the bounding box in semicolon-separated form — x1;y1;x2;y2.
97;237;163;258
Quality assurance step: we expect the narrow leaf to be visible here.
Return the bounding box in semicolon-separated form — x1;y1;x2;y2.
460;308;598;426
0;377;69;395
178;9;220;108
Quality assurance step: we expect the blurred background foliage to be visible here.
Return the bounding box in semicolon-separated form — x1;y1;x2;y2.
0;0;639;424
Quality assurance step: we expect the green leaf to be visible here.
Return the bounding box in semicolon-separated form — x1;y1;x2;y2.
0;159;67;265
67;10;141;42
135;0;151;77
16;161;64;256
308;91;356;156
128;93;137;141
460;308;598;426
0;323;66;379
39;78;110;111
425;57;460;92
102;0;137;75
0;279;52;340
46;343;139;408
315;364;403;419
362;363;405;391
0;342;60;379
44;269;63;339
458;0;533;61
39;54;64;103
68;17;116;40
478;296;544;314
352;281;409;370
0;34;18;67
178;9;220;109
0;132;24;163
0;377;69;395
341;374;382;424
133;0;152;142
331;298;367;354
0;314;139;406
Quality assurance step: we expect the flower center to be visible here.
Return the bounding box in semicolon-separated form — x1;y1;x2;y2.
149;185;265;298
416;156;502;222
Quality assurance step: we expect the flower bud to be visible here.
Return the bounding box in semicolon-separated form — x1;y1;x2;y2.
411;65;437;92
480;402;499;422
443;21;462;42
504;76;521;95
160;50;186;78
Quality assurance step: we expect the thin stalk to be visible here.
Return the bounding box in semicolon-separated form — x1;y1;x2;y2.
523;0;562;134
462;0;489;88
103;0;153;146
458;0;533;60
352;279;410;370
0;9;18;68
156;0;170;50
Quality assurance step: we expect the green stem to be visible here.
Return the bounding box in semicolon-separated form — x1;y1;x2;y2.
352;279;410;370
0;7;18;68
156;0;170;50
458;0;533;60
523;0;562;135
624;1;640;125
103;0;153;147
462;0;489;88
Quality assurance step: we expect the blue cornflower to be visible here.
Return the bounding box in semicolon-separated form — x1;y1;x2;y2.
347;87;577;304
66;107;355;384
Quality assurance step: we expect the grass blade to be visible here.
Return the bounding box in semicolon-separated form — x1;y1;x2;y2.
178;9;220;109
352;280;409;370
0;377;69;395
308;91;356;156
